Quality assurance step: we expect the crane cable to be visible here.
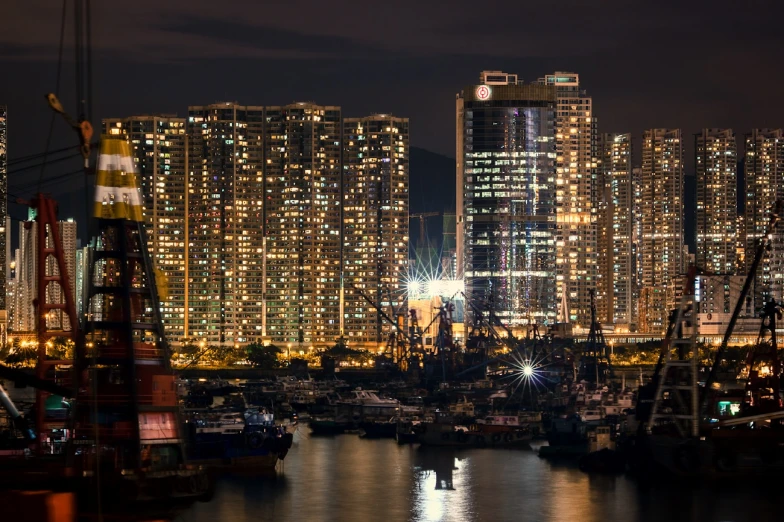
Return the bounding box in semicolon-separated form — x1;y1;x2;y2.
72;1;101;516
37;0;69;193
7;144;79;166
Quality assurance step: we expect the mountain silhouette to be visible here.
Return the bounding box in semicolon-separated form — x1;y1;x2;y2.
409;147;455;252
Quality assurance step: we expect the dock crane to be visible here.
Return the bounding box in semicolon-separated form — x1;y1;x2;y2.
635;200;784;477
578;289;613;384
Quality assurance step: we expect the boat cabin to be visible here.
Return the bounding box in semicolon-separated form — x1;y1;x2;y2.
580;410;603;422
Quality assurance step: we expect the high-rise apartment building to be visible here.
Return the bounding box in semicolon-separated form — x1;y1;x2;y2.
264;103;342;345
735;214;746;275
75;246;87;321
187;103;264;345
695;274;745;315
343;115;409;344
101;103;410;348
695;129;737;275
536;73;596;327
631;167;643;329
597;133;634;328
640;129;684;333
745;129;784;311
11;219;77;332
103;116;187;341
457;71;557;328
6;250;15;333
0;106;7;312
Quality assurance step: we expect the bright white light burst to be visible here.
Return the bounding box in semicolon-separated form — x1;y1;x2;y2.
496;346;559;404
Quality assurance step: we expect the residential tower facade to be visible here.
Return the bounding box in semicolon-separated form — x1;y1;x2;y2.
263;103;342;345
597;133;634;328
640;129;684;333
695;128;737;275
536;73;597;327
745;129;784;311
343;114;409;344
187;103;265;345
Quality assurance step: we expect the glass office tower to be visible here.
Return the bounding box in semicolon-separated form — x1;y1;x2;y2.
456;72;558;328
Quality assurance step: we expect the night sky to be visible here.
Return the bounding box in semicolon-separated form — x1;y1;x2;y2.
2;0;784;238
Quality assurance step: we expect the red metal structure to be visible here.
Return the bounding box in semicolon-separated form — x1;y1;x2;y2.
30;194;80;454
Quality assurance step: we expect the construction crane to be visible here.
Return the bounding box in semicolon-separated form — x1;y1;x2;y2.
410;212;439;249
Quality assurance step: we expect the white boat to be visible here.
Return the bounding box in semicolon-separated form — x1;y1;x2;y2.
580;410;603;423
336;389;400;421
193;413;246;435
447;397;475;417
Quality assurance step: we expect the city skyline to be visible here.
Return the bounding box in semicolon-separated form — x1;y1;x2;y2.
5;5;784;518
3;78;784;338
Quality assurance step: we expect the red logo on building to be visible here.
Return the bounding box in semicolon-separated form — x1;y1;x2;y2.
476;85;491;100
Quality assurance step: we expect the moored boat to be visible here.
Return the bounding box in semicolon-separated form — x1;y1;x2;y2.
417;421;532;448
359;417;398;438
185;409;293;470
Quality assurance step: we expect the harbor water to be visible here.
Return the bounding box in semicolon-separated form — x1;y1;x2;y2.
181;428;784;522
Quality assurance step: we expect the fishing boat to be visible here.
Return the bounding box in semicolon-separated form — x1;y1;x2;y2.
309;388;399;435
185;409;293;470
417;411;532;448
359;416;399;438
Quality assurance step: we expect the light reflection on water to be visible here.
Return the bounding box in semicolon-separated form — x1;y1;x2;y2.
181;431;784;522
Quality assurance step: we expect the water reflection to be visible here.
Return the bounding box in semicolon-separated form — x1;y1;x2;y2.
413;447;459;490
180;435;784;522
410;448;472;522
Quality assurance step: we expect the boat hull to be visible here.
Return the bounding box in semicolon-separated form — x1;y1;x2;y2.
190;453;279;470
396;432;419;444
186;429;292;470
632;431;784;478
418;425;532;448
309;419;354;435
359;421;397;438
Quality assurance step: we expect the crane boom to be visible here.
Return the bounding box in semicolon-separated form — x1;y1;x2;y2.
701;199;783;415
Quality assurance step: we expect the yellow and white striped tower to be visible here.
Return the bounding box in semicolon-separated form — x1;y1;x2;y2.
68;136;207;501
93;137;143;221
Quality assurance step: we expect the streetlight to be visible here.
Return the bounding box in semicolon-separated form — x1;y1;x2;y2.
287;343;292;359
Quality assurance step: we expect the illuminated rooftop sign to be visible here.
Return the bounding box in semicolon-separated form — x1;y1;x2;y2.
475;85;491;100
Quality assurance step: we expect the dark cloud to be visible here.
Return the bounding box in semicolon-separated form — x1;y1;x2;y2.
159;17;377;59
2;0;784;161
